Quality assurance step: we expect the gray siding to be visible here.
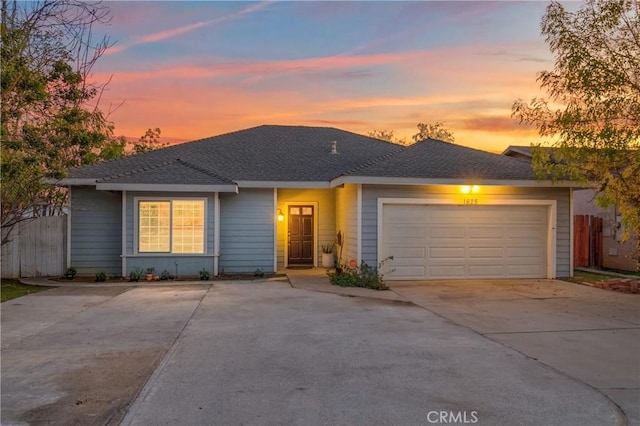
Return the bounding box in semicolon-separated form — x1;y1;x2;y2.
70;187;121;275
335;184;358;265
125;192;216;277
220;189;275;273
127;256;213;279
361;185;571;277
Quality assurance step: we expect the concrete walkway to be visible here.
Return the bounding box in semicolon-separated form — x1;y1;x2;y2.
4;272;636;425
390;279;640;426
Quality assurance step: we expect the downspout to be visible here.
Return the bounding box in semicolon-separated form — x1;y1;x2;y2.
66;186;72;269
569;188;574;277
213;192;220;276
122;191;127;278
273;188;278;273
357;184;362;263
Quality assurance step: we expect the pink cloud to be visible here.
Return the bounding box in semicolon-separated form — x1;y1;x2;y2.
104;2;272;55
93;50;420;84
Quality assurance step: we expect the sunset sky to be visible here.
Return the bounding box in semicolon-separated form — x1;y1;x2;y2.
92;1;562;153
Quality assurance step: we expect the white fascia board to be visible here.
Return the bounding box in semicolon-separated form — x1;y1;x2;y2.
331;175;580;188
235;181;331;188
501;147;532;157
96;183;238;193
57;178;97;186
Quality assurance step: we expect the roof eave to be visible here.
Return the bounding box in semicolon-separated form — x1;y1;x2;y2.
235;180;331;188
331;176;580;187
95;183;238;193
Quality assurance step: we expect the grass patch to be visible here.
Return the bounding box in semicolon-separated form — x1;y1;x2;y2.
1;279;52;302
562;270;621;285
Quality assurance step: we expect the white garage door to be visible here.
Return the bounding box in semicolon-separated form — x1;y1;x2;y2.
382;204;548;280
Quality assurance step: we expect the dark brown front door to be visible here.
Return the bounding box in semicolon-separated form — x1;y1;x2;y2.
288;205;314;265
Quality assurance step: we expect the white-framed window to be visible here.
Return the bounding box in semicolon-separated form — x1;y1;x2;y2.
137;199;205;254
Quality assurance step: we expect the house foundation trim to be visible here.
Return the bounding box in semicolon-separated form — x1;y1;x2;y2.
121;190;127;277
214;192;220;276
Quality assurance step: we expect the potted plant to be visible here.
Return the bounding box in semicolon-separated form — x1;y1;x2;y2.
199;268;210;281
95;271;107;282
129;267;143;282
64;267;77;280
146;267;155;281
321;243;335;268
160;270;171;280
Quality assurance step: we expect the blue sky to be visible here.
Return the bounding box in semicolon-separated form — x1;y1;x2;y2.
92;1;561;151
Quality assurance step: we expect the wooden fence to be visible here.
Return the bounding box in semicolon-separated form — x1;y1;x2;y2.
574;214;603;268
1;215;67;278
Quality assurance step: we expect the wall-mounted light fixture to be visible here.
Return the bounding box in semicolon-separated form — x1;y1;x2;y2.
460;185;480;194
277;208;284;222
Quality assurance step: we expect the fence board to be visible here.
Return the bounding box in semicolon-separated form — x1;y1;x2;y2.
574;214;603;269
1;215;66;278
574;215;589;267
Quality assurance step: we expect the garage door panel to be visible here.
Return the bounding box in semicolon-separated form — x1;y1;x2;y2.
387;225;427;239
468;265;507;277
430;228;465;239
429;247;465;259
388;246;426;259
468;247;504;258
383;204;548;280
430;266;466;278
467;227;504;239
508;226;546;239
430;209;466;223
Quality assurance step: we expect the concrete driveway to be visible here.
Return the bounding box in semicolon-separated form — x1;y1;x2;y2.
0;279;632;425
390;279;640;426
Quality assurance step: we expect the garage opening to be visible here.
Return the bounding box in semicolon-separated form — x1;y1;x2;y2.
381;204;550;280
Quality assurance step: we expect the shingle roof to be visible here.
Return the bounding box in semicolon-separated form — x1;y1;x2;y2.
345;138;535;180
66;125;538;184
96;159;233;185
67;125;402;182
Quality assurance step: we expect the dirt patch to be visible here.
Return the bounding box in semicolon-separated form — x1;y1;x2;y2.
20;348;164;426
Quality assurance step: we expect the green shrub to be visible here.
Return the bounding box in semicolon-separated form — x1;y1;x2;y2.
328;257;393;290
129;267;143;282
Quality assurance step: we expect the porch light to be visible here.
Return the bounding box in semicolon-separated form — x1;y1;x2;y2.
277;209;284;222
460;185;480;194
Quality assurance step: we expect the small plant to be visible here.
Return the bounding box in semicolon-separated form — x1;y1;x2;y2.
254;268;264;277
328;257;394;290
129;267;143;282
321;243;334;254
160;269;171;280
64;267;77;279
199;268;210;280
95;271;107;282
146;267;155;274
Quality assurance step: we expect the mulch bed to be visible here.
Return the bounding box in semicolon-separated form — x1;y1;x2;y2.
53;273;286;283
580;278;640;294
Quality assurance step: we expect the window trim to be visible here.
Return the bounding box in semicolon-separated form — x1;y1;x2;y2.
134;196;207;255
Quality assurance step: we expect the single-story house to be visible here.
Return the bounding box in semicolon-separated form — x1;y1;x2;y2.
60;126;575;280
503;145;638;272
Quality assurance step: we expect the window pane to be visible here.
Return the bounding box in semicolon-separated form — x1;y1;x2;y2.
290;207;300;215
172;200;204;253
302;207;313;215
139;201;170;252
